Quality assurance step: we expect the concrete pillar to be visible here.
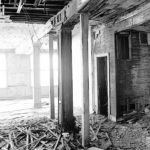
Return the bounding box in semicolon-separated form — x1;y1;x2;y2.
58;25;73;129
33;42;41;108
49;34;55;119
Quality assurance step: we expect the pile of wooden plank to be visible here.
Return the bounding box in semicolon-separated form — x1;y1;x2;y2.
1;112;150;150
0;117;83;150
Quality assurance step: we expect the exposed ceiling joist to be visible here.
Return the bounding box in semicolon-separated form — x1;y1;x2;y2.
5;3;64;7
6;7;61;11
42;0;70;2
1;0;71;23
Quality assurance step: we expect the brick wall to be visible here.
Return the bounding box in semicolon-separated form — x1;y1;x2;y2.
117;30;150;114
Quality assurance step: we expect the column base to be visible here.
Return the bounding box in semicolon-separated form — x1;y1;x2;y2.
109;115;117;122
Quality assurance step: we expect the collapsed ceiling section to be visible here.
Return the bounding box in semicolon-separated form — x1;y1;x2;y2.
1;0;71;24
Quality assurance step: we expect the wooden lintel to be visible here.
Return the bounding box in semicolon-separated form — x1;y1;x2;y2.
80;13;89;147
33;0;90;42
114;2;150;31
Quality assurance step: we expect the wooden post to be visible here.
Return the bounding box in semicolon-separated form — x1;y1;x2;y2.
80;13;89;146
33;41;41;108
58;25;73;129
49;34;55;119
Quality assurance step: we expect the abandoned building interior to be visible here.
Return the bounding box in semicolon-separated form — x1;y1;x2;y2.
1;0;150;149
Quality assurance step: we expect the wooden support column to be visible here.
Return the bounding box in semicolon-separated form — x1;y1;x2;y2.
58;25;73;129
33;42;41;108
80;13;89;146
49;34;55;119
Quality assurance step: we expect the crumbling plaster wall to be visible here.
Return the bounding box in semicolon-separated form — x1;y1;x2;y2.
92;25;117;119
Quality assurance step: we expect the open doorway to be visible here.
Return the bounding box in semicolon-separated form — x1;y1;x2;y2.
95;55;109;116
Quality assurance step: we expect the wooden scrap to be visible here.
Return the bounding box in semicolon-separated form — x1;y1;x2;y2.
53;134;61;150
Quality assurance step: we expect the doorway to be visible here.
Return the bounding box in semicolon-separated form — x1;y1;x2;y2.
96;56;108;116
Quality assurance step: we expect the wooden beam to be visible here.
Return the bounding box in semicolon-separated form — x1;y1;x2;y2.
58;25;73;129
80;13;89;146
49;34;55;119
33;0;90;42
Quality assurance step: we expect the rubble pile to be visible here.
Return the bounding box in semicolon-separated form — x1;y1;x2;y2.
1;112;150;150
0;117;83;150
77;113;150;150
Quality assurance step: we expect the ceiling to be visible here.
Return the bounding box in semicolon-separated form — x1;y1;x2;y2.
1;0;71;24
81;0;149;24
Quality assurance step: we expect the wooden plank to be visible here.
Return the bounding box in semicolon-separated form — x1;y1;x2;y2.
17;0;24;13
58;26;73;128
80;13;89;146
49;34;55;119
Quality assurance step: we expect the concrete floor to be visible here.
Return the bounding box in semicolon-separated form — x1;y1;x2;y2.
0;98;82;125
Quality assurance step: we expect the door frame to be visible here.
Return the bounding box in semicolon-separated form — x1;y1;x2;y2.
94;53;110;117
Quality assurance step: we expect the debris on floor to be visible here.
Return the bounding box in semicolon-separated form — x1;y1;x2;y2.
1;111;150;150
0;117;83;150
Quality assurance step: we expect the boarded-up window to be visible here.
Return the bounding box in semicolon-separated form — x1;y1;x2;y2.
116;32;131;60
140;32;147;44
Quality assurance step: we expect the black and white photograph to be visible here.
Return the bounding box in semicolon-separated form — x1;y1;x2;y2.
0;0;150;149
